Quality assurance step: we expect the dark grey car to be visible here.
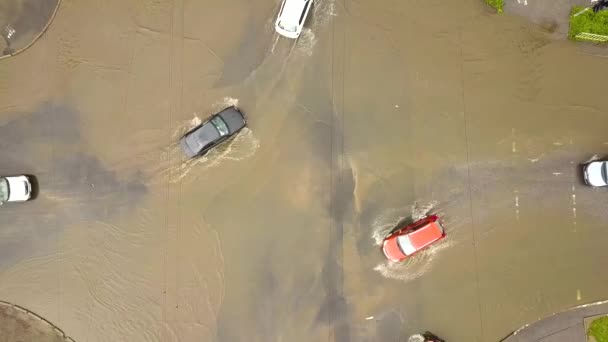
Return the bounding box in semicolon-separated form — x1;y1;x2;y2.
180;106;247;158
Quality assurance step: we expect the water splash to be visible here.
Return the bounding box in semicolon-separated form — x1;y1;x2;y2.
166;127;260;183
312;0;337;29
411;200;439;221
370;210;408;246
296;28;316;56
293;0;336;57
583;154;600;164
214;97;239;111
407;335;426;342
172;114;202;139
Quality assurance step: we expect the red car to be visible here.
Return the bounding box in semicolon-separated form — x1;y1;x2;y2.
382;215;445;262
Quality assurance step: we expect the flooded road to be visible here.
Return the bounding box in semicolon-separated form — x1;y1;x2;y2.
1;0;608;341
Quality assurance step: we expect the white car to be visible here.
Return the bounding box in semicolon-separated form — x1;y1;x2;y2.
0;175;33;204
583;161;608;187
275;0;313;39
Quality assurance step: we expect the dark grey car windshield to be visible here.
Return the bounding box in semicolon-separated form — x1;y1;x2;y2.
211;116;229;136
603;162;608;182
0;178;9;202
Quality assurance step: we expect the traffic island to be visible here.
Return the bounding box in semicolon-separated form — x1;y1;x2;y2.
502;300;608;342
586;315;608;342
0;0;61;59
569;6;608;42
485;0;505;13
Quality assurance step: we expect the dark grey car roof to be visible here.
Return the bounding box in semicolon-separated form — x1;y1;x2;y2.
183;122;220;155
217;107;246;134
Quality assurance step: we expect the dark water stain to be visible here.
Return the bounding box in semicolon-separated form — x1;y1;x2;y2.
0;103;146;266
0;103;79;158
331;165;355;223
251;255;279;342
217;247;321;342
316;160;355;342
316;254;350;339
293;47;357;338
49;154;147;220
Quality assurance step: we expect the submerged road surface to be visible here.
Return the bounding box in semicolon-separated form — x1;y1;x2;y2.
0;0;608;341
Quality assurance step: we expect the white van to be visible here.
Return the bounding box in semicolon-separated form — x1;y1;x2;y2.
0;175;33;204
583;161;608;187
275;0;313;39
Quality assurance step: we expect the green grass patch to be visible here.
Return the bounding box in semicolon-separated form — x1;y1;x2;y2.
485;0;504;13
589;317;608;342
569;6;608;41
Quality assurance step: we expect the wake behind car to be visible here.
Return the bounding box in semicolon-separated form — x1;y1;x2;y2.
583;160;608;187
275;0;313;39
382;215;445;262
180;106;247;159
0;175;33;204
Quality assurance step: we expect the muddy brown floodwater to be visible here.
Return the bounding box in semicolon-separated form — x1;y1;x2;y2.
0;0;608;341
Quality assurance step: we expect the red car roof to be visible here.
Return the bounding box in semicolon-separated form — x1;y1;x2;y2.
407;221;444;249
382;216;445;262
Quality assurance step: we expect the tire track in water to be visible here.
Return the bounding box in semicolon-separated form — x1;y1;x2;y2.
162;0;184;332
322;3;350;340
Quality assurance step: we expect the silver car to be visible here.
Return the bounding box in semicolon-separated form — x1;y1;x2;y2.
0;175;33;204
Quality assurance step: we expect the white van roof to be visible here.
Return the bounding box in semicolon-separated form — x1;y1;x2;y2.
280;0;308;25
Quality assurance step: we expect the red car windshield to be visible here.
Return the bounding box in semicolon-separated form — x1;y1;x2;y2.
397;235;418;255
